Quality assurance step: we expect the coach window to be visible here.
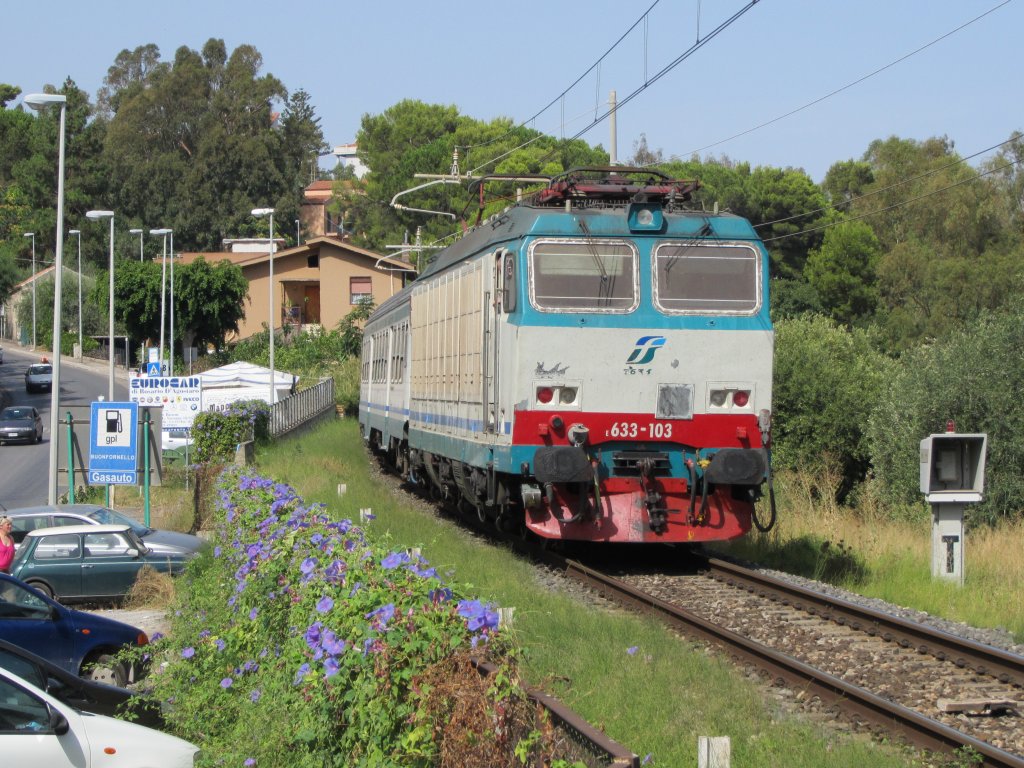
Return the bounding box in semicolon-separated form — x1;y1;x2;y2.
529;239;638;312
653;242;760;315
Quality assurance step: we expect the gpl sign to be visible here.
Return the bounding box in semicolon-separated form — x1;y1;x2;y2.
88;401;139;485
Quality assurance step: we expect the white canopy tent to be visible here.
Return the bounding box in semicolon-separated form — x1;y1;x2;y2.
198;361;298;409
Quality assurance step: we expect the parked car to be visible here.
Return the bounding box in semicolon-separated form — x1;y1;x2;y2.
9;525;194;606
0;572;149;687
0;666;197;767
0;638;164;729
6;504;207;557
24;362;53;393
0;406;44;445
0;344;4;363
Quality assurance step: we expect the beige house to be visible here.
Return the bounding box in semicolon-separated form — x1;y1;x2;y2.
178;236;414;340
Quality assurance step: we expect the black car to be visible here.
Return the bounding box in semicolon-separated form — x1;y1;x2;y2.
0;405;44;445
0;638;164;728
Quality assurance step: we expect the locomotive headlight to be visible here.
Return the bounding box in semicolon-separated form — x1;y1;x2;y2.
559;387;578;405
709;390;728;407
627;202;664;231
536;387;554;405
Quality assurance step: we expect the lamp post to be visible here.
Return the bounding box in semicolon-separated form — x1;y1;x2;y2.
130;228;144;261
68;229;82;357
295;218;300;246
168;230;175;376
86;210;115;401
24;92;67;506
150;229;171;371
252;207;276;404
22;233;35;348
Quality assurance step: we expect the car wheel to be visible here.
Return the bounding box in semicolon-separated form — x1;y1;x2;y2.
82;653;128;688
26;580;54;599
36;430;43;443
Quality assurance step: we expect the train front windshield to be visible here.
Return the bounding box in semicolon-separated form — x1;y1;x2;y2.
529;240;638;312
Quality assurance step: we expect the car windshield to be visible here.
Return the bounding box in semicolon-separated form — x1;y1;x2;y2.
86;507;152;537
27;365;52;375
0;408;31;420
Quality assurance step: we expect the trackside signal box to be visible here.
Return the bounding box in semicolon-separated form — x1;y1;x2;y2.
919;429;987;586
920;432;987;503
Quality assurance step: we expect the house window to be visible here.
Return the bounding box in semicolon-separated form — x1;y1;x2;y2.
307;254;319;269
350;276;372;304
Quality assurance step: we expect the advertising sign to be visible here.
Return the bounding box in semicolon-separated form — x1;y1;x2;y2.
129;375;202;434
88;401;138;485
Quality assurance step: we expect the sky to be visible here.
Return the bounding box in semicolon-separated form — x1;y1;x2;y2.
3;0;1022;183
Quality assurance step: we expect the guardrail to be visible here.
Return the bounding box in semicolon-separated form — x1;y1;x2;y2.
270;377;335;437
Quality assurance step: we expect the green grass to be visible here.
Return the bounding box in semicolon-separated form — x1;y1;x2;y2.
254;420;922;767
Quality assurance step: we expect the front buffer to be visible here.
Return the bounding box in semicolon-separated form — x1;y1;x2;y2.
521;439;766;544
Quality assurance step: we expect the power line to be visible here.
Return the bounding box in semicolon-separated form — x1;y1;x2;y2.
762;157;1021;244
756;135;1021;230
663;0;1012;165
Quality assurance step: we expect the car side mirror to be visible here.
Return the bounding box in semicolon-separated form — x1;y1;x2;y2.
126;548;140;558
48;706;70;736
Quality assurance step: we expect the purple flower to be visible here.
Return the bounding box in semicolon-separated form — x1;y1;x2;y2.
365;603;395;625
305;622;323;650
322;629;347;656
220;677;233;688
250;689;262;703
245;759;256;767
316;596;334;613
300;557;318;576
324;656;340;678
294;663;311;684
249;607;259;620
380;552;407;570
181;647;195;659
642;754;654;765
627;646;639;656
216;639;226;651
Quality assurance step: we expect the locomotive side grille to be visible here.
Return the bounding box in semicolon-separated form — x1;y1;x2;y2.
612;451;672;476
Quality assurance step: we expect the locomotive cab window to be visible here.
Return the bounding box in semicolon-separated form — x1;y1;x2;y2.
529;239;638;313
653;242;760;315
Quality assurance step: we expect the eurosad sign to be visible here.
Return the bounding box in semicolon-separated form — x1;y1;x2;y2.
88;401;138;485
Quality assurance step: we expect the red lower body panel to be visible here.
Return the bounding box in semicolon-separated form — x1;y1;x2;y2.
524;477;752;543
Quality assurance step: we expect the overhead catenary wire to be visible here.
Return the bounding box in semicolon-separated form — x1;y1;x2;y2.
656;0;1012;166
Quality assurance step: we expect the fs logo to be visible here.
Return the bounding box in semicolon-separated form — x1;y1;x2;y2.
626;335;666;366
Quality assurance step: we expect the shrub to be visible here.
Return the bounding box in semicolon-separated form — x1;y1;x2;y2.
771;315;893;498
866;303;1024;520
191;400;270;464
127;468;537;767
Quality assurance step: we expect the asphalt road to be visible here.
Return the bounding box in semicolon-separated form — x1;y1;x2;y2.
0;345;129;510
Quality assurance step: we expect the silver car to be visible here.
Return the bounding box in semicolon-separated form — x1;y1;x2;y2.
5;504;206;557
24;363;53;393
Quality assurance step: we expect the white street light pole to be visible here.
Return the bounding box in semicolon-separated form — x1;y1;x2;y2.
150;228;170;371
169;231;175;377
252;207;276;404
68;229;82;357
22;233;35;348
295;218;300;246
86;210;115;401
25;92;67;505
130;228;144;261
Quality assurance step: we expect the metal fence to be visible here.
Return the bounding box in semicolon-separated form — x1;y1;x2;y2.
270;377;336;437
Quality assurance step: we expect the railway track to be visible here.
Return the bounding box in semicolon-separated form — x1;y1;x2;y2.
552;552;1024;768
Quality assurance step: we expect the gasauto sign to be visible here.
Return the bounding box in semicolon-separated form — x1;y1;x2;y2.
129;375;202;432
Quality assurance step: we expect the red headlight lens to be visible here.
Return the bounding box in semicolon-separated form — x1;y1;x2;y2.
536;387;553;404
733;390;750;407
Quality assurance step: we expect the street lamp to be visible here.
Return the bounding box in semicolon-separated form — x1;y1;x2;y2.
129;228;144;261
24;91;67;506
68;229;82;357
252;207;276;404
168;230;176;377
22;232;35;348
295;218;300;246
150;229;171;372
86;210;115;401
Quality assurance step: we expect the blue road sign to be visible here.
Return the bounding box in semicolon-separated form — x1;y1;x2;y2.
146;361;161;376
88;401;138;485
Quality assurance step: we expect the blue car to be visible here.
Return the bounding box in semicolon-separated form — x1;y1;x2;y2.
0;572;149;687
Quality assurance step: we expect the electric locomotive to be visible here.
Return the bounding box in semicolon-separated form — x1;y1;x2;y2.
360;167;774;543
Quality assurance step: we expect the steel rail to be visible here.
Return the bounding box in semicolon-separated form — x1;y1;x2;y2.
561;557;1024;768
703;556;1024;687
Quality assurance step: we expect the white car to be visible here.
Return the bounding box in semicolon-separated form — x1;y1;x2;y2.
0;666;198;766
